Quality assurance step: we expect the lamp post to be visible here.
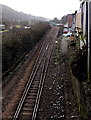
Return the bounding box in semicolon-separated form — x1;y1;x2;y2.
88;0;91;81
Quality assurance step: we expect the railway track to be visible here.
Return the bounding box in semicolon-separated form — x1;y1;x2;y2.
2;27;51;87
12;26;59;120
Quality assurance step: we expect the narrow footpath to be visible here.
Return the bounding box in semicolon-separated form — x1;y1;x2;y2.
37;36;80;120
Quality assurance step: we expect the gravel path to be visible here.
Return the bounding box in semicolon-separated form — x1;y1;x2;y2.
37;36;80;120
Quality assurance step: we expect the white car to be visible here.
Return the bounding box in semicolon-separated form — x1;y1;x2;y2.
63;31;72;37
67;31;72;37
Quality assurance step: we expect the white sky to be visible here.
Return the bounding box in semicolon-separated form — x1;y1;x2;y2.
0;0;80;19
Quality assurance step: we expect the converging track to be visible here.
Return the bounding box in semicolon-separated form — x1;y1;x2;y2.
12;26;59;120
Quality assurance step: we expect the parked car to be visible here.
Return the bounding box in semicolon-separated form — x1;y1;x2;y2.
63;28;68;33
63;31;72;37
0;24;5;31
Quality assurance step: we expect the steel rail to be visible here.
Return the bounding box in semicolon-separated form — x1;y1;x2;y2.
32;39;55;120
12;31;51;120
31;28;59;120
12;27;59;120
2;28;52;87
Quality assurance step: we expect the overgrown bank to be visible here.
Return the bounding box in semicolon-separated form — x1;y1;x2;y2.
2;22;50;74
54;35;91;119
70;43;91;120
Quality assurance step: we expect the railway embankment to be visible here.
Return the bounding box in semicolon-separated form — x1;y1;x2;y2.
2;26;59;119
37;36;80;119
70;41;91;119
37;35;91;120
2;26;91;120
2;22;50;84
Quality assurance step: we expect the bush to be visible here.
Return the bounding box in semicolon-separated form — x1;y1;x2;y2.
2;22;50;73
71;45;87;81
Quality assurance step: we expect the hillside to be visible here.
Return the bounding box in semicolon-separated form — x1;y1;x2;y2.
1;4;47;23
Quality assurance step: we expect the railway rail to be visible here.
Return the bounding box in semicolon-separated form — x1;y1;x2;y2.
12;26;59;120
2;28;51;87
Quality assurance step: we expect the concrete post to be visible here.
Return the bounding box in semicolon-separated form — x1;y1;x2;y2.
88;1;91;81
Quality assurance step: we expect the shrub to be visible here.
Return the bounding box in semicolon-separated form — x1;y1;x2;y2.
71;45;87;81
2;22;50;73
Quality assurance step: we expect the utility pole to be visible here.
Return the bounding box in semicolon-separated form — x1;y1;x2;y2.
88;1;91;81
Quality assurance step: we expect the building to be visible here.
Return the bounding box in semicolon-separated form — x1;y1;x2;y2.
67;14;73;28
76;9;82;34
66;14;76;32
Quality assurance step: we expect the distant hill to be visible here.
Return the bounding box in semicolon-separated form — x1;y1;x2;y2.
1;4;47;23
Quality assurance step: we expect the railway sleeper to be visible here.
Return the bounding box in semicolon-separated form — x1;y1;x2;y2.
21;112;32;116
25;99;35;103
22;107;33;111
28;92;37;96
32;83;39;86
26;96;36;99
28;89;38;93
24;102;35;107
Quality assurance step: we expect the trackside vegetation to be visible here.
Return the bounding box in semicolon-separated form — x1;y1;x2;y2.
2;22;50;73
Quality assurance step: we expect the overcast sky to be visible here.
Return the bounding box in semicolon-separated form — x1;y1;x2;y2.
0;0;80;19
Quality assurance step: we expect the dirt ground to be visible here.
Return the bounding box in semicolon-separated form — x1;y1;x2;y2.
2;27;60;119
2;28;80;119
37;36;80;120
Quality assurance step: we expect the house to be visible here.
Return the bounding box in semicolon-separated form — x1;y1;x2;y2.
67;14;73;28
75;9;82;35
